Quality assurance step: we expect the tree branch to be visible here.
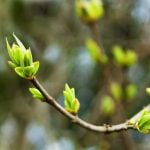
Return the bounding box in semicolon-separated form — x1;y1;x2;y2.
27;76;146;133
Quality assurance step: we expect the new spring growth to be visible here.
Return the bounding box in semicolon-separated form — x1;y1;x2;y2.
29;88;44;101
100;95;115;116
112;45;137;67
6;34;39;79
63;84;80;115
146;88;150;95
75;0;104;23
135;108;150;133
86;38;108;64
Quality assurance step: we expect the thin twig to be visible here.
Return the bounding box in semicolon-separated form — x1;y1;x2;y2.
29;76;140;133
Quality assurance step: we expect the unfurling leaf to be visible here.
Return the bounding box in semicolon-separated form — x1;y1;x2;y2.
29;88;44;100
63;84;80;115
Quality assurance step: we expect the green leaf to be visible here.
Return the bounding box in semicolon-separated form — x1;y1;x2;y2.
12;45;22;66
13;33;26;52
6;38;14;62
29;88;44;100
71;98;80;114
6;34;36;69
33;61;40;75
15;67;26;78
137;109;150;133
8;61;16;68
24;49;33;66
23;66;34;77
15;66;35;78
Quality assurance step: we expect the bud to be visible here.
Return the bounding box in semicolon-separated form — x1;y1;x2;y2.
136;109;150;133
100;95;115;116
63;84;80;115
29;88;44;101
125;50;137;66
86;38;108;63
146;88;150;95
6;34;39;79
110;82;122;101
112;45;137;67
126;84;137;100
75;0;104;23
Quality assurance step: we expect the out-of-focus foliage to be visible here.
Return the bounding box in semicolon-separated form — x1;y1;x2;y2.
110;82;122;101
126;84;137;100
86;38;108;63
100;95;115;116
112;45;137;67
75;0;104;23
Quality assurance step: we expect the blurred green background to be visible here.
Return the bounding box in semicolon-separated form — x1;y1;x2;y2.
1;0;150;149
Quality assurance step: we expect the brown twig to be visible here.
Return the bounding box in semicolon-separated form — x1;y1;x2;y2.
28;76;148;133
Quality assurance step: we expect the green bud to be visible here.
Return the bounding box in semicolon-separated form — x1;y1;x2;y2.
110;82;122;101
24;49;33;66
126;84;137;100
75;0;104;23
146;88;150;95
112;45;137;67
29;88;44;100
6;34;40;79
63;84;80;115
86;38;108;63
112;45;125;65
100;95;115;116
136;109;150;133
125;50;137;66
15;61;39;79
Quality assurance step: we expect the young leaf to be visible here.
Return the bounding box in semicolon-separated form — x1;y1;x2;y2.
136;109;150;133
15;67;26;78
13;33;26;52
63;84;80;115
29;88;44;100
33;61;40;75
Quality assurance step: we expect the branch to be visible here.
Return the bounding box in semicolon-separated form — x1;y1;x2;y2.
29;76;140;133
